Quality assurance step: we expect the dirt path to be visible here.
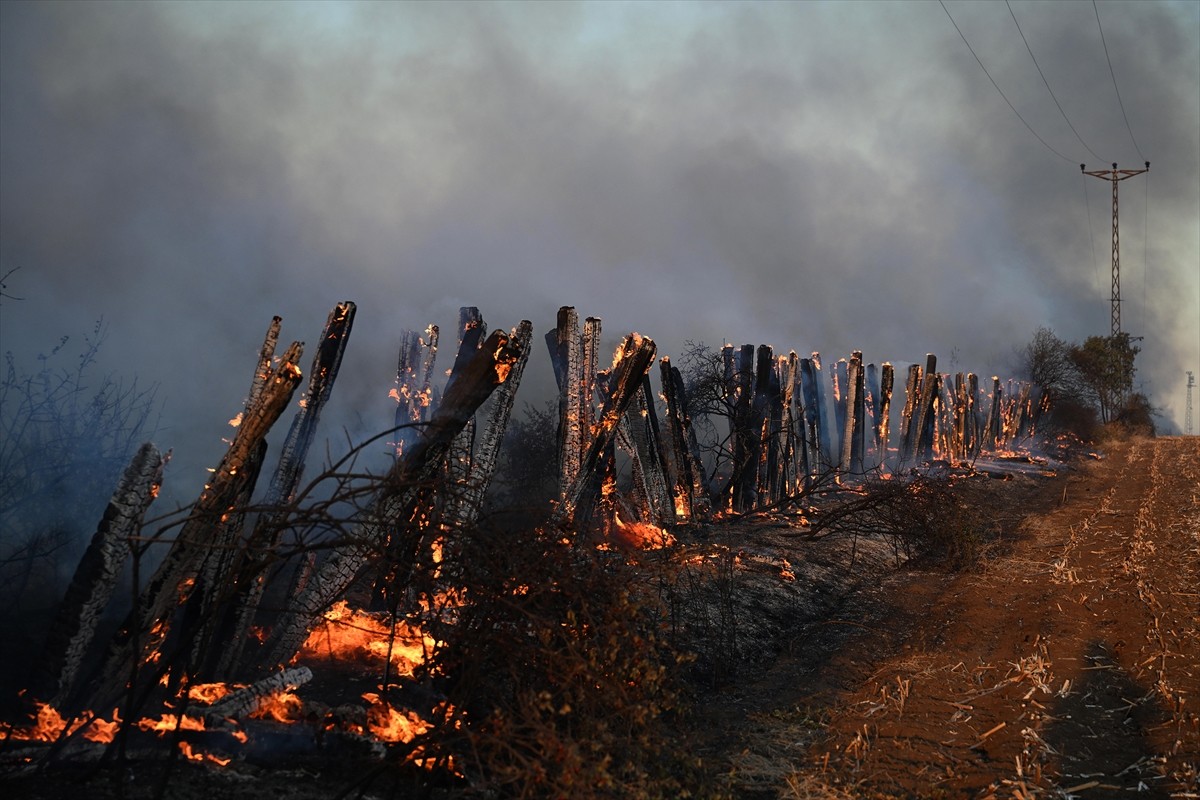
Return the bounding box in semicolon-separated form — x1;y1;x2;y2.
711;437;1200;799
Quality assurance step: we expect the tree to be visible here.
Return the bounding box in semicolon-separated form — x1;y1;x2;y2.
1068;333;1140;424
1020;327;1075;400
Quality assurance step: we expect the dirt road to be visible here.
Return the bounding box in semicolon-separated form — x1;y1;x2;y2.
714;436;1200;798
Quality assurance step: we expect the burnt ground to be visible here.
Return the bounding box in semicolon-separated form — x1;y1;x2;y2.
692;436;1200;799
3;437;1197;799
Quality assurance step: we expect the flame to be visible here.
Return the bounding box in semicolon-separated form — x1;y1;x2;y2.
298;600;437;677
612;513;675;550
179;741;232;767
228;412;243;428
187;682;235;705
248;690;304;724
361;692;432;743
136;713;206;734
0;702;121;743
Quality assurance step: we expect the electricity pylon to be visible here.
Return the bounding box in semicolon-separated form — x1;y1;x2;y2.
1187;371;1195;435
1082;162;1149;337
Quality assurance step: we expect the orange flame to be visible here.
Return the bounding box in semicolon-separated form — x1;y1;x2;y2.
612;513;675;550
0;702;121;743
298;600;437;677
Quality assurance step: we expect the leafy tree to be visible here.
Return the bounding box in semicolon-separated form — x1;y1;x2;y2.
1020;327;1076;400
1069;333;1140;424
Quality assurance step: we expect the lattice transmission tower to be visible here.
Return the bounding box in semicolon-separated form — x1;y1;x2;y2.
1187;371;1195;435
1082;162;1149;337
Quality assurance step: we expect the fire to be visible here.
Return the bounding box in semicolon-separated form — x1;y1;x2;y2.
136;713;206;734
228;412;244;428
249;690;304;724
299;600;437;677
179;741;232;767
361;692;432;743
0;701;121;744
612;513;675;550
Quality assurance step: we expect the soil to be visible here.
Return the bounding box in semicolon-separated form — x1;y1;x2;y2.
695;436;1200;799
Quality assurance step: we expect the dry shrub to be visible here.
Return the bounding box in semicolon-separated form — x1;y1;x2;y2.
414;523;694;799
808;477;980;568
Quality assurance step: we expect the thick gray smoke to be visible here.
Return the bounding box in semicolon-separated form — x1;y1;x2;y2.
2;1;1197;506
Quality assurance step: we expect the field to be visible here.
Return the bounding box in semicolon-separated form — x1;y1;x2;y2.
697;436;1200;798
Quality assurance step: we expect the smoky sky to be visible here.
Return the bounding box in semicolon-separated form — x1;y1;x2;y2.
2;0;1198;502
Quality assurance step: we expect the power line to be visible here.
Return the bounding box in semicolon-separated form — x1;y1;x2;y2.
1006;1;1105;163
939;0;1076;164
1093;0;1147;162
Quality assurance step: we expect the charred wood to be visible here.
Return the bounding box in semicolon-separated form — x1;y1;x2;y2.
832;358;848;467
86;339;305;712
218;302;356;677
878;363;894;472
263;330;522;670
898;363;922;469
197;666;313;726
457;320;533;525
621;375;674;525
731;344;756;512
551;334;657;530
33;443;165;708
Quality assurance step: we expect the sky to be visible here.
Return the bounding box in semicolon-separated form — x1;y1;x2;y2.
1;0;1198;504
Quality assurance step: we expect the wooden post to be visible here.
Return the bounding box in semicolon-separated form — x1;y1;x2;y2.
898;362;922;469
34;443;165;708
552;334;657;529
878;363;894;471
263;329;523;671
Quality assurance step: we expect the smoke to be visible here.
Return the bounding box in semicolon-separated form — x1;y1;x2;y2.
1;0;1197;505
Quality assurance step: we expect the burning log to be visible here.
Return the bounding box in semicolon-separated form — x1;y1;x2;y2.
551;333;657;530
982;376;1002;452
659;357;709;521
33;443;166;708
730;344;756;512
800;355;832;479
85;337;305;714
832;358;848;467
447;308;487;492
865;363;880;469
897;362;922;469
840;352;865;476
968;373;982;459
195;666;313;726
546;307;583;501
936;374;956;462
877;363;894;471
753;346;783;507
248;317;283;410
214;302;356;678
907;354;938;465
263;329;523;670
620;374;675;525
455;320;534;525
392;326;440;459
778;353;804;498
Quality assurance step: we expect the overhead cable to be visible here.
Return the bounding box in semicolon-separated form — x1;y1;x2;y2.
1006;0;1105;163
939;0;1076;164
1093;0;1147;162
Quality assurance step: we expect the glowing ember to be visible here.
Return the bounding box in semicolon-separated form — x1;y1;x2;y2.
179;741;232;767
136;713;206;734
228;412;244;428
187;682;235;705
